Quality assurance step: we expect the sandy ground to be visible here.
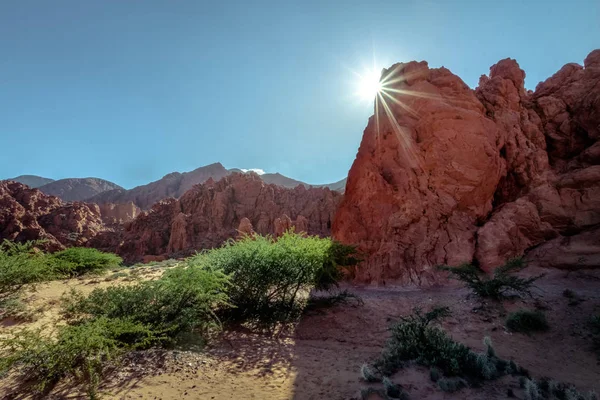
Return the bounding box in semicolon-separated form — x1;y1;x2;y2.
1;266;599;400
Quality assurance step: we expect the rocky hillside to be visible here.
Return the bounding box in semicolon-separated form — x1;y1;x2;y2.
333;49;600;284
0;181;107;250
92;172;342;262
87;163;231;210
0;181;143;250
88;163;345;210
37;178;123;202
10;175;54;188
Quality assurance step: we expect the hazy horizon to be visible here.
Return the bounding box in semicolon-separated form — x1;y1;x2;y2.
4;162;347;189
1;0;598;188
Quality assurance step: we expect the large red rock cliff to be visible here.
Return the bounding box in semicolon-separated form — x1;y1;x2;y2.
333;49;600;284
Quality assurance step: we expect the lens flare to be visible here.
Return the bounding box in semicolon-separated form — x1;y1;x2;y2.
356;68;382;101
351;60;442;170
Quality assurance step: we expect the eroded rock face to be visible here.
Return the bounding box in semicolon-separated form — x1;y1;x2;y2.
97;202;141;224
333;49;600;283
115;173;341;262
0;181;107;250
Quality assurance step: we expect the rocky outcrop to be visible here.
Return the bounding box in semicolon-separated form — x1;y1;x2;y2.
333;49;600;284
88;163;233;210
0;181;107;250
88;163;346;210
114;173;341;262
37;178;123;202
97;202;141;224
525;226;600;270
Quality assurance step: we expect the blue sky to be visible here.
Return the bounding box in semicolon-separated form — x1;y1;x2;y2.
1;0;598;188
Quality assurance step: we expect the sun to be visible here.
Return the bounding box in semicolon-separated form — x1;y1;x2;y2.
356;68;382;101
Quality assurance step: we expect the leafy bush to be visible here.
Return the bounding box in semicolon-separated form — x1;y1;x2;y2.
368;307;523;389
438;258;543;300
49;247;122;277
505;310;549;333
360;363;379;383
524;379;541;400
0;241;57;301
527;377;597;400
62;265;230;342
0;317;160;397
186;232;358;326
382;377;408;399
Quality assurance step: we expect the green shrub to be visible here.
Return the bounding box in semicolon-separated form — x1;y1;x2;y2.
360;363;379;383
0;242;57;300
529;377;597;400
505;310;549;333
0;317;160;397
438;258;544;300
49;247;122;277
524;379;540;400
382;377;408;399
187;232;357;326
368;307;522;390
62;265;230;342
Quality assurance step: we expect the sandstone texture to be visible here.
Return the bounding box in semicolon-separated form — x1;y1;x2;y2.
88;163;345;211
333;49;600;284
112;173;341;262
0;181;107;250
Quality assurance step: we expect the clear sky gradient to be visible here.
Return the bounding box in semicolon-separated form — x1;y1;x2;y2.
1;0;598;188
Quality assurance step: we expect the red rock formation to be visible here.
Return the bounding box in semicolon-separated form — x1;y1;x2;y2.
237;217;255;237
0;181;107;250
115;173;341;262
97;202;141;224
334;49;600;283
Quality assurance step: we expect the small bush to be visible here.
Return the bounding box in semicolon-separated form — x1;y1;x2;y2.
530;377;597;400
49;247;122;277
0;317;161;397
366;307;522;393
360;363;379;383
524;379;540;400
0;241;57;300
506;310;549;333
62;265;230;342
382;377;407;399
187;232;358;326
438;258;543;300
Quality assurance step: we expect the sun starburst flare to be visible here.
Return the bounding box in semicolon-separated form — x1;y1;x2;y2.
353;62;438;170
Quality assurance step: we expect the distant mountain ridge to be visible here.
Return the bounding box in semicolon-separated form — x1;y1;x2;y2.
6;163;346;208
10;175;55;188
38;178;123;202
